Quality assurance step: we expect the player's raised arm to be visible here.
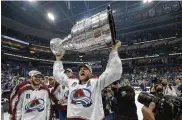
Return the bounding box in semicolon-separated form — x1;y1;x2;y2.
53;54;69;87
98;40;123;89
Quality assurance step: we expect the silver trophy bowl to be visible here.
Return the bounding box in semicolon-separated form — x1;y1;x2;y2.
50;5;116;54
50;38;65;55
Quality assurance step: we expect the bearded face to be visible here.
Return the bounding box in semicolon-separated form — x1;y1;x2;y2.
78;67;91;82
31;75;42;86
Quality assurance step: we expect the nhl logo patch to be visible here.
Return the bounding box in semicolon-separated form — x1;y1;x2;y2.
26;94;30;99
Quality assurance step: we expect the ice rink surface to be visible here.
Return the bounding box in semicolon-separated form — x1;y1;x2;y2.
3;92;144;120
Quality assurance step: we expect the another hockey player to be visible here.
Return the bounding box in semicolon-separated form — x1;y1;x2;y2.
9;70;37;120
13;71;51;120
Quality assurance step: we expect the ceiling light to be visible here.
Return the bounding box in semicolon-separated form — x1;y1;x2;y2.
143;0;152;3
47;12;55;21
143;0;147;3
113;10;116;13
28;0;36;2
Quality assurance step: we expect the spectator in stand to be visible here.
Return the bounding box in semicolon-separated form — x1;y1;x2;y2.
123;79;130;87
174;77;182;97
10;73;16;88
140;80;147;92
177;77;182;97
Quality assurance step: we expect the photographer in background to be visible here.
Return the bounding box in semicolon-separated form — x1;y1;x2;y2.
139;77;182;120
150;78;164;99
142;102;156;120
175;77;182;97
140;92;182;120
162;78;177;96
112;79;138;120
177;77;182;97
102;85;116;120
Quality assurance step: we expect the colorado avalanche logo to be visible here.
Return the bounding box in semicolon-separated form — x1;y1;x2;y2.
25;98;45;113
70;81;92;107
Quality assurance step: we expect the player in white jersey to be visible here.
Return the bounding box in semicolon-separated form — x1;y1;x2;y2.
13;71;51;120
47;76;57;92
9;70;37;120
53;84;69;120
51;68;72;120
53;41;122;120
55;68;72;105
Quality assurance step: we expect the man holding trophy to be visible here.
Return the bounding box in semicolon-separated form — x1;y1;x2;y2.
50;6;125;120
50;6;163;119
50;6;160;120
50;6;122;120
53;39;122;120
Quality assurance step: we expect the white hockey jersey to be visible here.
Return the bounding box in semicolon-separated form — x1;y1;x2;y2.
54;85;69;106
9;81;31;114
53;50;122;120
13;85;51;120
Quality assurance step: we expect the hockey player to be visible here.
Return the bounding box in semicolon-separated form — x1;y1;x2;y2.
9;70;37;120
50;69;72;120
47;76;57;92
53;69;72;120
53;41;122;120
44;76;49;86
46;76;60;119
64;68;74;78
13;71;51;120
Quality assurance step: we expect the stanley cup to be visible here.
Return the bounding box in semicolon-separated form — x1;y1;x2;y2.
50;5;116;55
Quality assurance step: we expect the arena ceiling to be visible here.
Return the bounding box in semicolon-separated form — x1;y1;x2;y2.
1;1;182;63
2;1;182;42
1;1;162;39
1;1;182;73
